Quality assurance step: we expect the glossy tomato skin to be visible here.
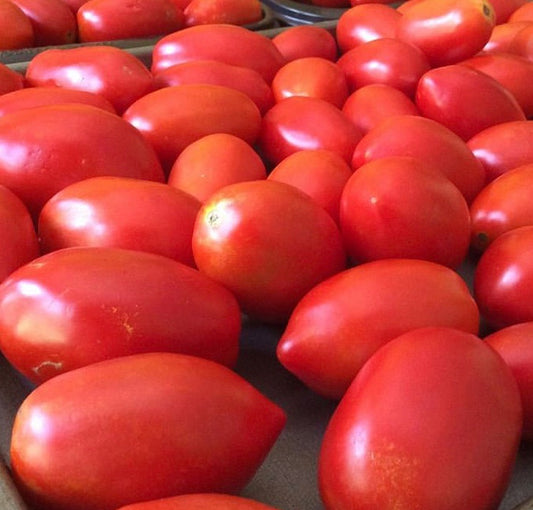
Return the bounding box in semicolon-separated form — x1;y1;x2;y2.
10;352;286;510
277;259;480;399
192;180;347;323
0;0;34;50
183;0;262;26
271;25;338;62
509;2;533;22
491;0;529;23
508;24;533;61
0;63;25;95
482;21;532;53
319;327;522;510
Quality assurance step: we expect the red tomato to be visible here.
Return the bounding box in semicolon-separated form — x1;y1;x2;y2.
10;352;286;510
0;247;242;383
0;63;25;95
123;84;261;173
38;176;201;266
474;225;533;330
508;23;533;61
319;327;522;509
0;104;164;218
340;156;471;268
271;25;338;62
415;64;526;141
168;133;267;203
192;180;347;323
259;96;362;166
396;0;496;67
352;114;486;203
490;0;529;23
0;0;34;49
56;0;90;11
184;0;262;26
77;0;184;42
277;259;480;399
25;45;154;114
336;37;430;97
271;57;349;108
482;21;532;53
509;2;533;22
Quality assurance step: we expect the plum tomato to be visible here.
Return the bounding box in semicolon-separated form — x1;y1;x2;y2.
490;0;529;23
509;2;533;22
508;23;533;62
482;21;532;53
271;24;338;62
183;0;263;26
0;63;25;96
0;0;34;50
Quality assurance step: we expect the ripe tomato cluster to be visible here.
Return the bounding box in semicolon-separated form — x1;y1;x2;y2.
0;0;533;509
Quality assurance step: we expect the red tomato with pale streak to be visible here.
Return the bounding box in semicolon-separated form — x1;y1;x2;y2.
267;149;353;225
10;352;286;510
336;37;430;97
38;176;201;266
340;156;471;268
192;180;347;324
482;21;532;53
485;322;533;441
415;64;526;141
318;327;522;510
277;258;480;399
184;0;262;26
124;84;261;174
0;63;24;95
352;114;486;203
0;247;242;384
168;133;267;203
0;0;34;49
77;0;184;42
25;45;154;114
396;0;496;67
474;225;533;330
508;24;533;61
271;25;338;62
259;96;362;166
509;2;533;22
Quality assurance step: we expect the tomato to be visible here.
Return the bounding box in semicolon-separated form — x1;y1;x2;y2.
490;0;529;23
318;327;522;510
0;247;242;384
336;37;430;97
267;149;353;225
335;3;401;53
57;0;90;11
0;63;25;96
415;64;526;141
509;2;533;22
341;84;420;135
10;352;286;510
77;0;184;42
396;0;496;67
276;258;480;399
38;176;201;266
168;133;267;203
123;84;261;174
25;45;154;114
271;24;338;62
467;120;533;183
352;115;486;203
0;104;164;218
482;21;532;53
192;180;347;323
183;0;262;26
508;23;533;61
0;0;34;49
474;225;533;330
485;322;533;441
271;57;349;108
151;24;286;83
259;96;362;166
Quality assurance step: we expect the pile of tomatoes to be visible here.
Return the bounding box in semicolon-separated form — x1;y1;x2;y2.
1;0;533;509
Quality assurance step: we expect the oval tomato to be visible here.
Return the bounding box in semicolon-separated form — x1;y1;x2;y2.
0;0;34;50
509;2;533;22
319;327;522;509
271;24;338;62
277;258;480;399
183;0;262;26
0;63;25;96
490;0;529;23
482;21;532;53
508;23;533;61
10;352;286;510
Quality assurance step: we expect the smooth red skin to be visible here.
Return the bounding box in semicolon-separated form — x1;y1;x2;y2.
184;0;262;26
192;180;347;324
490;0;529;23
38;176;201;266
336;37;431;98
0;247;242;384
267;149;353;225
467;120;533;183
318;327;522;510
259;96;362;166
396;0;496;67
10;352;286;510
335;4;401;53
271;57;349;109
0;1;34;49
341;84;420;135
0;86;116;116
77;0;184;42
168;133;267;203
415;64;526;141
124;84;262;174
474;225;533;330
25;46;154;114
152;59;274;115
277;259;480;400
271;25;338;62
340;156;471;268
151;24;287;83
485;322;533;441
352;115;486;204
482;21;532;53
508;24;533;61
0;64;25;95
0;185;40;282
0;104;164;219
57;0;90;11
509;2;533;22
